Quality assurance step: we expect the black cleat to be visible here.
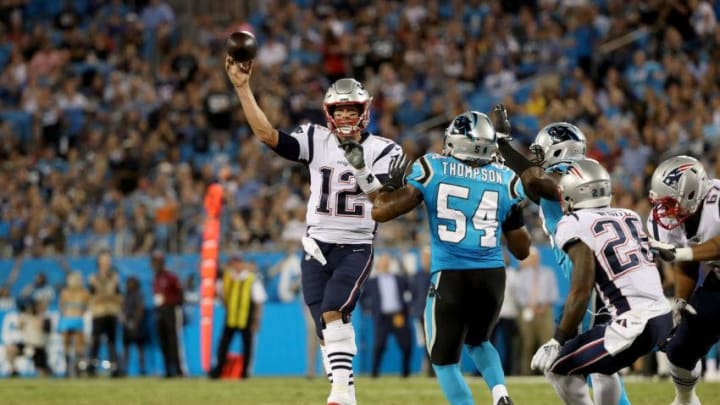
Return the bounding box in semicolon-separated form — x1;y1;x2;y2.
496;397;514;405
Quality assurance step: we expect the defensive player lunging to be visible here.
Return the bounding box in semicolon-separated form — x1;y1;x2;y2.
343;110;531;405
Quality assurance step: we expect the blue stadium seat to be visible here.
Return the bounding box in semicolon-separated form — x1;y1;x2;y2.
468;91;499;114
512;81;536;104
62;108;86;137
0;110;33;142
511;114;540;142
0;44;13;72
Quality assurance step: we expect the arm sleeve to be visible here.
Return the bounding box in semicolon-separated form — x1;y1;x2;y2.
270;124;313;163
406;154;434;195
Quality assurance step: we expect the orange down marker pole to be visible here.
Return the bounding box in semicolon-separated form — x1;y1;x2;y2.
200;183;223;371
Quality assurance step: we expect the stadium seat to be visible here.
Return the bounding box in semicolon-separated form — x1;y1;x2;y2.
0;110;33;142
468;92;500;115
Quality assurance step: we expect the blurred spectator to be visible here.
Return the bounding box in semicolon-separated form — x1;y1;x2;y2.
141;0;175;31
362;254;412;378
20;273;55;309
512;247;558;375
491;254;520;376
151;250;184;378
269;249;319;378
121;276;146;376
410;247;432;377
209;254;266;380
0;0;715;256
58;272;90;377
6;300;52;377
0;287;16;311
268;248;320;379
183;273;199;306
88;250;122;377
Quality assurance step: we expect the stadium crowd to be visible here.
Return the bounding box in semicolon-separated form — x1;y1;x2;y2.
0;0;719;258
1;0;720;380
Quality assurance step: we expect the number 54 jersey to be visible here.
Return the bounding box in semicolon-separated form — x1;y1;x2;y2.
554;207;670;316
406;153;525;273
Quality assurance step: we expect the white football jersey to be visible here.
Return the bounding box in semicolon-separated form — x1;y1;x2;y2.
285;124;402;244
647;179;720;270
554;207;669;317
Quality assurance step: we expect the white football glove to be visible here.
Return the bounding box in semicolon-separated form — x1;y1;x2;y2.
648;238;694;262
668;297;697;327
531;338;561;372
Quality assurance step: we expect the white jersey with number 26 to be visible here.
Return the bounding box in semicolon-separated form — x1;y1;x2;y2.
554;207;670;317
286;124;402;244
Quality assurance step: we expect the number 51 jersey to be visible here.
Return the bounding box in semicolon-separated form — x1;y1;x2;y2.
406;153;525;273
554;207;670;316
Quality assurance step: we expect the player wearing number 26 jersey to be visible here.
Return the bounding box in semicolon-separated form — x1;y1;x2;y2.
529;159;672;405
369;111;531;405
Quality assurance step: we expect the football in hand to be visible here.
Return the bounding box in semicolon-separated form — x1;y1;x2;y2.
226;31;257;63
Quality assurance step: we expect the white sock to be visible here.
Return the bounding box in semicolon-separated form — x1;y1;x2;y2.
547;371;594;405
491;385;509;404
656;351;670;376
323;320;356;398
322;344;355;402
321;345;332;382
590;373;620;405
670;360;701;402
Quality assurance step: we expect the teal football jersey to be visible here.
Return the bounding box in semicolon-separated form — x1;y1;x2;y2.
539;162;572;278
406;154;525;273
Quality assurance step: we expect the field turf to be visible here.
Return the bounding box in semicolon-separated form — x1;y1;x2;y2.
1;376;719;404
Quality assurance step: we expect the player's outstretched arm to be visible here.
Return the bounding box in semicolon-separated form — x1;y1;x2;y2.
225;56;279;148
371;185;423;222
554;241;596;344
497;141;559;204
653;234;720;263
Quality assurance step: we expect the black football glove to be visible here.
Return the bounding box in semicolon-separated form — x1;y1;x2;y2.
382;153;410;192
492;104;512;143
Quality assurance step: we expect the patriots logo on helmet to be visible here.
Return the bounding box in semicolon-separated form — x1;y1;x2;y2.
662;164;695;187
568;166;585;179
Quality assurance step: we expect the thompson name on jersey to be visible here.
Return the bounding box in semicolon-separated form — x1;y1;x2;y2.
406;153;525;272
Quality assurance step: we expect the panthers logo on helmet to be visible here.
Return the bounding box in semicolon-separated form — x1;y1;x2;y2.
662;163;695;188
547;125;581;142
452;115;473;137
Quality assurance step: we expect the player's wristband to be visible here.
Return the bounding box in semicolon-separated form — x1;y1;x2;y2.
674;247;693;262
354;167;383;194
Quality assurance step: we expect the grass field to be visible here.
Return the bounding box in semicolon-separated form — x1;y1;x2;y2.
1;376;719;404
